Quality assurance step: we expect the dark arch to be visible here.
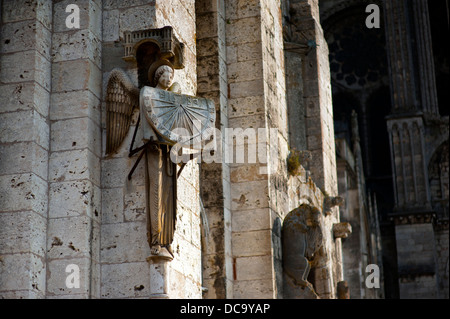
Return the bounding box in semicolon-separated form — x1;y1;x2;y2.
333;91;361;146
135;41;160;88
366;86;392;177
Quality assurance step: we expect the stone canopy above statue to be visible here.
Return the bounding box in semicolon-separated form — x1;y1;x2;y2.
121;26;185;89
122;26;185;69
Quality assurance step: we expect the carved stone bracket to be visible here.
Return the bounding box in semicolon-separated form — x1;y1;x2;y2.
337;280;350;299
333;222;352;239
323;196;345;216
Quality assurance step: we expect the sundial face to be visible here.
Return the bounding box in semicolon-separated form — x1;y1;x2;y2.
142;86;216;148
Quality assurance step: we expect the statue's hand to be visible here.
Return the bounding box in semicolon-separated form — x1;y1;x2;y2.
169;82;181;94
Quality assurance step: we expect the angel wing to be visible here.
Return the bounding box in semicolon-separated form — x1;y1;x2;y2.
105;68;140;155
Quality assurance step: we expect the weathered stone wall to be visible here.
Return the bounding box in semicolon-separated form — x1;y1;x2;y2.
0;0;52;299
395;223;438;299
0;0;202;299
1;0;347;300
435;228;449;298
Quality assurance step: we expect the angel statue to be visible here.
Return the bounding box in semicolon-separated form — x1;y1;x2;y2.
105;59;215;260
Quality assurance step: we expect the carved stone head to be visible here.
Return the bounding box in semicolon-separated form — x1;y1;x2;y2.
154;65;174;90
148;59;175;88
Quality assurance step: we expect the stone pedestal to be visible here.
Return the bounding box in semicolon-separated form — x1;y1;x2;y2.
147;255;172;299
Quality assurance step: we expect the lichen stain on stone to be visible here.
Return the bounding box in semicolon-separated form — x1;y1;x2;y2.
68;242;80;252
51;237;63;248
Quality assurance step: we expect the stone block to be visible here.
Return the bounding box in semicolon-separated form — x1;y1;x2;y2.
0;20;51;60
46;257;93;297
232;230;272;257
197;55;220;78
197;37;220;57
235;255;273;281
178;177;200;212
230;164;267;183
0;142;48;180
51;117;101;157
50;90;100;125
0;110;49;150
170;237;202;283
102;187;124;224
1;0;52;30
102;10;120;42
0;83;34;114
232;208;272;233
123;185;146;222
49;180;101;220
233;278;274;298
47;215;97;260
228;79;264;99
175;201;194;244
228;60;263;84
196;11;219;38
51;29;101;67
0;173;48;216
51;59;102;98
0;50;51;91
100;222;150;264
49;149;100;186
228;96;265;118
118;5;157;33
100;262;150;298
0;211;46;255
53;0;102;38
230;180;269;211
226;0;261;20
237;41;263;62
225;17;262;46
195;0;219;15
0;253;45;294
103;0;154;10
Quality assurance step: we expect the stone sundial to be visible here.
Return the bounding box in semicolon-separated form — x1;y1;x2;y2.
142;86;215;148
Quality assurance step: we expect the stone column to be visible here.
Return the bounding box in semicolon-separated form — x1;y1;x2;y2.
46;0;102;298
286;0;338;195
196;0;233;299
0;0;52;299
224;0;292;298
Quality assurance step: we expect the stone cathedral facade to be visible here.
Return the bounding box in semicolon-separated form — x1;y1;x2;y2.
0;0;448;299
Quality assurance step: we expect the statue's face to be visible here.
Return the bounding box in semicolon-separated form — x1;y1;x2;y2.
155;66;173;89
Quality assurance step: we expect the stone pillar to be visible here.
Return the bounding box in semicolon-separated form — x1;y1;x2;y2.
224;0;292;298
287;0;338;195
147;256;171;299
196;0;233;299
387;118;431;211
46;0;102;299
0;0;52;299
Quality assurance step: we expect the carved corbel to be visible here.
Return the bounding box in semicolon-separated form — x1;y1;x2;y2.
323;196;344;216
333;222;352;239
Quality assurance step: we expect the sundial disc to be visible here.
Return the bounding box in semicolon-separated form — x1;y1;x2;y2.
142;86;216;148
